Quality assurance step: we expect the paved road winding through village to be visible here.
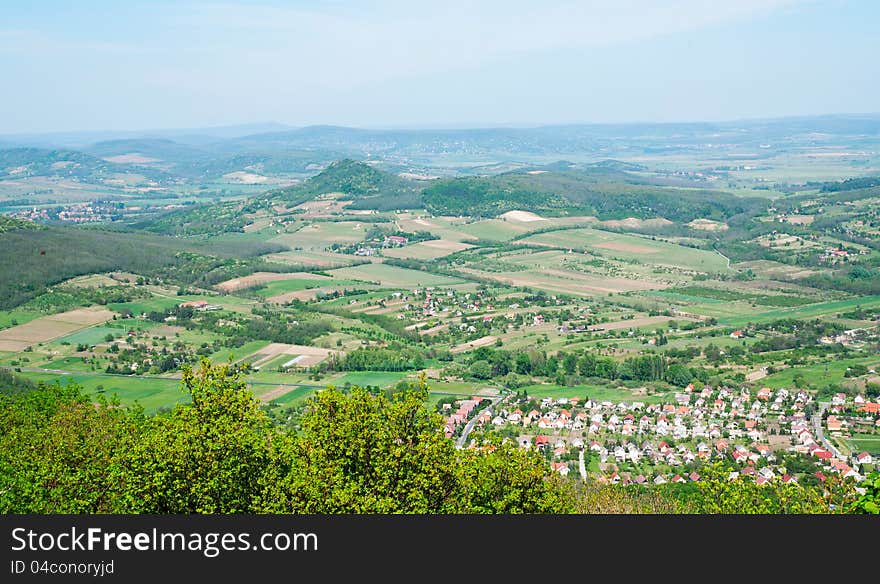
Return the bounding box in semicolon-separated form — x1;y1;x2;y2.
456;395;503;449
812;401;844;459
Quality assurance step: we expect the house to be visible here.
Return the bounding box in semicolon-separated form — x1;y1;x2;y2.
855;452;873;466
730;330;745;339
858;402;880;414
550;462;570;477
534;435;550;450
384;235;408;246
732;450;749;464
826;417;844;432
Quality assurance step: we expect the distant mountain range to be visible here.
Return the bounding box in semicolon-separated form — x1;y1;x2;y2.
1;113;878;187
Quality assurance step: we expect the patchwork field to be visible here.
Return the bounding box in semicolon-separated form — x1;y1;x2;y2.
263;250;357;269
215;271;332;293
460;266;665;296
271;221;370;250
243;342;340;368
522;228;730;272
0;307;114;352
266;286;361;304
382;239;473;259
328;263;464;288
717;296;880;327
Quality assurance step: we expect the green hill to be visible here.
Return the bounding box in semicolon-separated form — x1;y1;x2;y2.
0;223;284;309
0;147;174;183
271;159;423;210
422;167;762;221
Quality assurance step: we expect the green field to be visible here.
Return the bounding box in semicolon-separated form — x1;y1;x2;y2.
760;355;880;389
523;228;730;272
17;371;188;414
427;380;491;395
0;309;42;331
265;250;359;268
267;386;320;406
327;371;408;388
382;241;471;260
108;296;186;316
42;355;95;371
271;221;369;250
328;263;464;288
518;383;671;403
846;434;880;456
108;293;253;317
207;340;272;364
254;277;363;299
55;325;132;346
716;296;880;327
456;219;530;241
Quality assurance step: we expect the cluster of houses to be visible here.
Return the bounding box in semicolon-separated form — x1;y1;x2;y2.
380;288;577;334
443;397;484;438
353;234;410;256
474;383;877;485
826;391;880;471
178;300;223;311
819;247;868;263
10;202;118;223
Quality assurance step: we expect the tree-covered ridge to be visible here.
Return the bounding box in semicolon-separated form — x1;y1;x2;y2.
0;147;174;183
422;168;763;220
269;159;423;210
0;224;287;309
134;200;253;236
0;361;871;514
820;175;880;192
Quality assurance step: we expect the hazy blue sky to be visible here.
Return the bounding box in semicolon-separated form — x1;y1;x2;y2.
1;0;877;133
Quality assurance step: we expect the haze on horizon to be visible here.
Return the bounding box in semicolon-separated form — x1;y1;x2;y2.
1;0;878;135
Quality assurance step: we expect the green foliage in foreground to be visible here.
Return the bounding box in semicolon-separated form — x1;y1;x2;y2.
851;473;880;514
0;361;861;514
0;362;564;514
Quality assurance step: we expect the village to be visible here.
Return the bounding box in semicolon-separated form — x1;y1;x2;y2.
443;381;879;487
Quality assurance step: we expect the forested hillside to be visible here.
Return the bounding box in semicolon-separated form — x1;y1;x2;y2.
422;168;763;220
0;222;286;308
270;159;423;210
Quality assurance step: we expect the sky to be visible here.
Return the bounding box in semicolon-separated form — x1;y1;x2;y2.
0;0;878;134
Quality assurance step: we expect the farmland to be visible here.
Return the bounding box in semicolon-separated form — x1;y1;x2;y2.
2;125;880;491
522;228;730;273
